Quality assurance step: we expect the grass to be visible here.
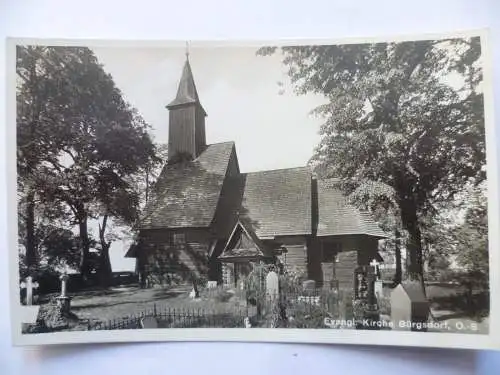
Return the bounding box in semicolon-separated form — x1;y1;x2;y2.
36;285;248;327
31;279;489;333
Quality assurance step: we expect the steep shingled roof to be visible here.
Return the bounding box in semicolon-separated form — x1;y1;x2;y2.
316;179;387;238
166;58;206;115
138;141;235;229
239;167;312;238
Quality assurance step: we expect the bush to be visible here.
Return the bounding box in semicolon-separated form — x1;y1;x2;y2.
212;288;233;303
287;303;330;329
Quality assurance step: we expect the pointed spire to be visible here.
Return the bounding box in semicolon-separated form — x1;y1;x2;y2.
167;45;205;115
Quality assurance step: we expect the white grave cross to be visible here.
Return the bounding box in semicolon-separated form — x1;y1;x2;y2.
370;259;380;278
20;276;39;305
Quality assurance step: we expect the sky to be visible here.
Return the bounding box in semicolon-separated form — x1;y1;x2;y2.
89;45;326;271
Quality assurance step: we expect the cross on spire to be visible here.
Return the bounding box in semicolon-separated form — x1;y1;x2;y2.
185;41;190;60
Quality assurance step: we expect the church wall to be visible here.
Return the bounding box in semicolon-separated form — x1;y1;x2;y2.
277;236;308;276
335;250;358;290
318;235;379;291
139;228;212;287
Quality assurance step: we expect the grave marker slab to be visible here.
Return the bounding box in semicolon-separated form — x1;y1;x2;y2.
374;280;384;299
141;316;159;329
266;271;279;300
391;281;429;332
20;276;39;305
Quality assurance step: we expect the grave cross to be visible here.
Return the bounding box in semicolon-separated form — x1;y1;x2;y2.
20;276;39;305
370;259;380;279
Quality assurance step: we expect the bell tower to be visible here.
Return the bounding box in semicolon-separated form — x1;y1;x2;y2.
166;49;207;163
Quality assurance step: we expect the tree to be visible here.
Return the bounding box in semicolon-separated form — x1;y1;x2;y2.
17;46;157;281
453;187;488;293
258;37;485;288
16;46;76;271
348;179;403;285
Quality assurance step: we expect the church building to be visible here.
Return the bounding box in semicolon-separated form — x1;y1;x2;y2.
126;56;387;291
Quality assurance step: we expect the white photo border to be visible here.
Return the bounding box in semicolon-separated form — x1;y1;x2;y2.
7;28;499;350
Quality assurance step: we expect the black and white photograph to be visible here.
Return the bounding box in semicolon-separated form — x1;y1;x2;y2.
7;31;498;348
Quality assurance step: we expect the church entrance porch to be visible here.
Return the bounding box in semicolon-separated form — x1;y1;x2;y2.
217;219;275;287
221;259;258;288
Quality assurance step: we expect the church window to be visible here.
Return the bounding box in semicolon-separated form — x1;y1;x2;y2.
173;233;186;246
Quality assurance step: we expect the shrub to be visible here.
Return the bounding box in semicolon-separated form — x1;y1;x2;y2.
212;288;233;303
377;295;391;316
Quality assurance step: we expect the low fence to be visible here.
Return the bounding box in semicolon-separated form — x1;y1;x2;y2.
88;287;347;331
88;304;249;330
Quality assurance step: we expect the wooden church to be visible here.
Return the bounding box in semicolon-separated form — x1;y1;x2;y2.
126;56;387;291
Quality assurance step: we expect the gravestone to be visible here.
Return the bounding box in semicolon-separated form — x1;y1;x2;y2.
189;277;200;299
374;280;384;299
266;271;279;300
391;281;429;332
20;276;39;305
140;316;159;329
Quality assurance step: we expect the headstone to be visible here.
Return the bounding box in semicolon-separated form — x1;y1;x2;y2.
244;317;252;328
390;281;429;332
56;273;71;314
370;259;380;278
189;277;200;299
141;316;159;329
207;281;218;289
265;271;279;300
20;276;39;305
374;280;384;299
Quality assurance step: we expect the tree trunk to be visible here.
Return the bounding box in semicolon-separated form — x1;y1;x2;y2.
25;189;37;271
77;209;91;280
400;200;426;295
393;228;402;285
99;243;113;287
98;214;113;288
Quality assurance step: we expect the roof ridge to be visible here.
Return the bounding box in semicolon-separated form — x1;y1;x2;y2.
243;166;311;175
207;141;235;146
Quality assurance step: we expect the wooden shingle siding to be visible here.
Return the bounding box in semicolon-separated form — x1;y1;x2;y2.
321;262;335;286
283;238;308;276
168;106;196;160
140;229;211;286
336;250;358;290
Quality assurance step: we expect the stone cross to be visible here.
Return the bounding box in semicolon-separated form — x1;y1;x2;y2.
59;273;69;297
20;276;39;305
266;271;279;300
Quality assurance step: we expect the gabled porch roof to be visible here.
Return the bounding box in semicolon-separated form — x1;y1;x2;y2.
218;219;273;262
